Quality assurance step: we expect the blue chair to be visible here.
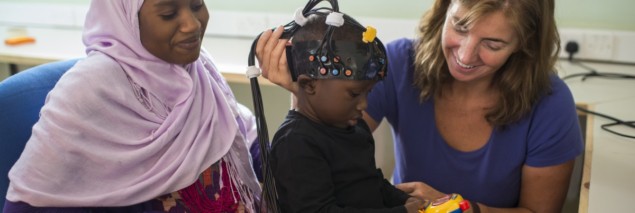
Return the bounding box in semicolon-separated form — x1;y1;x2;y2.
0;59;80;208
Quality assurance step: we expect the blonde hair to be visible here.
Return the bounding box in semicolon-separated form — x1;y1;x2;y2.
413;0;560;127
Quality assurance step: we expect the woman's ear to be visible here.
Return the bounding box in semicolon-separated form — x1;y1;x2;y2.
297;75;317;95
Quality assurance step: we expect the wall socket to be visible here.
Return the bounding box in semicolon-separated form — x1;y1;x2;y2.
560;29;616;62
582;31;615;61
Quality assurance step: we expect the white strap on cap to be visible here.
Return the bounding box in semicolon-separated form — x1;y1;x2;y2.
246;66;261;78
325;12;344;27
294;8;308;26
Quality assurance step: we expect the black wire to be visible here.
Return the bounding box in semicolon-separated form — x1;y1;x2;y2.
562;43;635;140
561;61;635;81
576;106;635;139
248;30;282;213
249;78;280;213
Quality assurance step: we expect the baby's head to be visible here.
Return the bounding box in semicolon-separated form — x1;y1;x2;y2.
288;13;387;82
288;12;387;128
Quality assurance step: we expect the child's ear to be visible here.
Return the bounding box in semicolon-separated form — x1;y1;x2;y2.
297;75;317;95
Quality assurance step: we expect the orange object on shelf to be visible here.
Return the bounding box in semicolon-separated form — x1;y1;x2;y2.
4;36;36;45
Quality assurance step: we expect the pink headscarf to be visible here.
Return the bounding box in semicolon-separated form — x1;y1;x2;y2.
6;0;261;209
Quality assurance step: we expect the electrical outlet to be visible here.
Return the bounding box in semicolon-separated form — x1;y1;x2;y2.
559;29;616;62
560;29;585;59
582;31;615;61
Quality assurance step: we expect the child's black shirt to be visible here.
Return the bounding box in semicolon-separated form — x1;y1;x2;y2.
270;110;410;213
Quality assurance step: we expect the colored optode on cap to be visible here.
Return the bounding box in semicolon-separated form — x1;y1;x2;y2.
290;40;387;81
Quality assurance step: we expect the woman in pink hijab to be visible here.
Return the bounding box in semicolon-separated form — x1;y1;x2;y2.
3;0;262;212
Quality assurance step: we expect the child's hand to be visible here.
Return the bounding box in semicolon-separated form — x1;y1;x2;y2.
404;197;425;213
396;181;446;201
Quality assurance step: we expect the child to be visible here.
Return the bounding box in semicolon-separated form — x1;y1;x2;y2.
268;10;425;213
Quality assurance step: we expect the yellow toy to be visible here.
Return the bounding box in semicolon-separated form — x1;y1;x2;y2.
419;193;474;213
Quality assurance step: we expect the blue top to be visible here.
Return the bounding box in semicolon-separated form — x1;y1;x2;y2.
365;38;583;208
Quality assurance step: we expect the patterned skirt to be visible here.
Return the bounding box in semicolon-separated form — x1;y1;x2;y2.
2;161;253;213
151;161;246;213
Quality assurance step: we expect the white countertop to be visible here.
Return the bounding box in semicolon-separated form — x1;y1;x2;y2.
3;25;635;213
557;60;635;212
559;62;635;103
0;25;261;84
